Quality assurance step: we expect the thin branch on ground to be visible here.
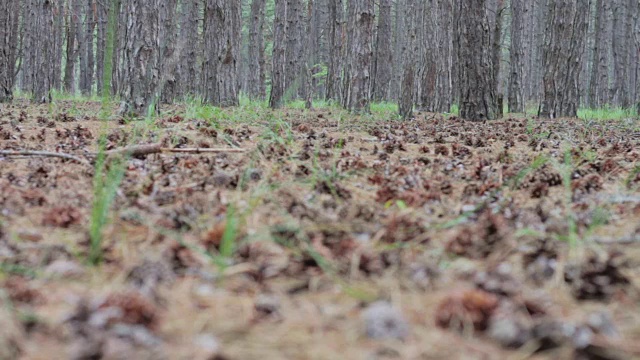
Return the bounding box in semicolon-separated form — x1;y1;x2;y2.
0;144;246;166
0;150;92;166
105;143;246;158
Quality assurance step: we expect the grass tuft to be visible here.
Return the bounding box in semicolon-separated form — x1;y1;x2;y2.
88;136;126;265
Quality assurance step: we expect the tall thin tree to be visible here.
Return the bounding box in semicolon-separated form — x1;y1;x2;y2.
122;0;161;116
325;0;344;102
455;0;501;121
101;0;119;111
202;0;241;107
342;0;375;113
539;0;589;118
399;0;417;119
508;0;525;113
28;0;55;103
0;0;20;102
372;0;393;102
270;0;287;108
247;0;266;99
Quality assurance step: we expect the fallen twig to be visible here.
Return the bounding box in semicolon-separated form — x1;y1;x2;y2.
1;144;245;167
593;236;640;245
105;143;245;158
105;143;163;157
0;144;245;166
162;147;246;154
0;150;91;166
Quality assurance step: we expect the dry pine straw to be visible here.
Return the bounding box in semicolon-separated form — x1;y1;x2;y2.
0;100;639;359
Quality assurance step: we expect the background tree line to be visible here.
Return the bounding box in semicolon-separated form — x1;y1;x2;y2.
1;0;638;120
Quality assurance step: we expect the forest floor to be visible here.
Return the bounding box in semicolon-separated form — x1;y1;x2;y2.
1;98;640;359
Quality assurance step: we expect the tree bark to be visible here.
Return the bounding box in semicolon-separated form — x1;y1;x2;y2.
64;0;79;94
491;0;505;110
29;0;55;102
101;0;119;98
391;0;406;100
246;0;266;99
20;1;34;94
418;0;453;113
372;0;393;102
587;0;611;108
85;0;96;95
342;0;374;113
52;0;64;91
522;0;547;105
285;0;304;100
177;0;200;98
611;0;631;107
270;0;287;108
508;0;525;113
325;0;344;102
202;0;241;107
306;0;324;101
539;0;589;118
628;0;639;107
399;0;417;119
96;0;107;95
78;0;94;96
159;0;178;103
455;0;501;121
0;0;20;102
122;0;161;116
112;0;126;96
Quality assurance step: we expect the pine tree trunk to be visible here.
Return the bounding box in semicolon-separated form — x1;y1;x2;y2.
419;3;437;111
588;0;610;108
0;0;20;102
31;0;55;102
96;0;107;96
101;0;119;98
78;0;89;95
85;0;96;95
21;1;34;94
612;0;629;107
325;0;344;102
247;0;266;99
455;0;500;121
285;0;304;100
627;0;639;106
342;0;374;113
399;0;417;119
202;0;241;107
270;0;287;108
64;0;79;94
122;0;161;116
372;0;393;102
307;0;323;100
391;0;406;101
438;0;454;112
113;0;126;96
52;1;65;91
522;0;547;105
508;0;525;113
491;0;504;113
159;0;178;103
539;0;589;118
419;0;453;113
177;0;200;98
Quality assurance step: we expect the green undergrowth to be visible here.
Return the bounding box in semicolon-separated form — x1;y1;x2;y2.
12;89;639;124
578;107;637;122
